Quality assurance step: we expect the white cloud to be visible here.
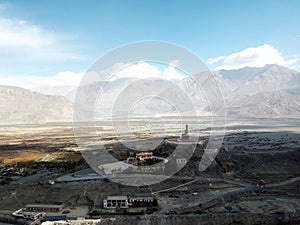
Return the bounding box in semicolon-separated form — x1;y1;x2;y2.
0;61;186;90
0;18;52;48
168;60;180;67
208;44;298;70
52;71;84;86
207;56;225;65
112;61;185;81
0;17;81;61
113;62;162;79
0;71;84;89
161;65;186;80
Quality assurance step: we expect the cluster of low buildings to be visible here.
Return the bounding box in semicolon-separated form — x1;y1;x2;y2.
12;203;66;222
12;208;44;221
126;152;154;164
11;194;157;223
103;194;156;209
0;164;26;184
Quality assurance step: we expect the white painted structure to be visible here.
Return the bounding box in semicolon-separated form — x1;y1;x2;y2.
103;196;129;209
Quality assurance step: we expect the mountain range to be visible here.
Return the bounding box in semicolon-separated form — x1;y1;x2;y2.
1;64;299;124
0;85;73;124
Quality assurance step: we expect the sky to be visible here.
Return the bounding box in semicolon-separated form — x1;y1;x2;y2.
0;0;299;88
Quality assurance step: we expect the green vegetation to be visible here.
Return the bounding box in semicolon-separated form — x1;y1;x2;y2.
137;158;153;166
0;160;85;185
103;177;110;182
137;158;162;166
16;160;77;171
119;149;129;161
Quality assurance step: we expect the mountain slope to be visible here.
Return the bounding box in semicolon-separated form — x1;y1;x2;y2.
0;85;73;124
2;64;298;124
220;65;300;118
178;64;300;118
226;88;300;118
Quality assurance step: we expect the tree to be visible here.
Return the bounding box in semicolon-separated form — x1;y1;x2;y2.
119;149;129;161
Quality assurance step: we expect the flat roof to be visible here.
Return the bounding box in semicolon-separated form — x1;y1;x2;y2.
107;196;128;200
129;196;153;199
42;215;67;221
22;211;42;216
25;204;62;208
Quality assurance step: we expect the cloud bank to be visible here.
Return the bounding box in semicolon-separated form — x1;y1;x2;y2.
0;62;185;89
112;61;185;81
208;44;298;70
0;71;84;89
0;12;80;61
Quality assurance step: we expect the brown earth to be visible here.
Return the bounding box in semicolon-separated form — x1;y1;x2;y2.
0;124;299;224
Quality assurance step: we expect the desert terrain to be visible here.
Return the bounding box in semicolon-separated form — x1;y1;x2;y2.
0;118;299;224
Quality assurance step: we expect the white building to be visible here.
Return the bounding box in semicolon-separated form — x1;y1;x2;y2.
103;196;128;209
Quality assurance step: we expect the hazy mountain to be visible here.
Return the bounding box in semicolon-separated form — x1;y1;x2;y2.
1;64;298;124
0;85;73;124
222;65;299;118
73;77;181;117
78;64;300;118
184;64;300;118
220;64;299;100
178;71;226;112
225;88;300;118
72;77;137;118
33;85;75;99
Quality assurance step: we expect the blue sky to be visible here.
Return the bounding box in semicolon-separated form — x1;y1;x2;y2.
0;0;299;87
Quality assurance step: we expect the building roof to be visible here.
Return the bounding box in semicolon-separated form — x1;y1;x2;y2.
25;204;62;208
106;196;128;200
129;196;153;201
136;152;153;155
21;211;42;216
42;215;67;222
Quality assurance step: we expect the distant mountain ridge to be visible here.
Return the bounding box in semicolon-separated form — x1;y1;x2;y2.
225;88;300;118
213;64;300;117
0;85;73;124
0;64;299;124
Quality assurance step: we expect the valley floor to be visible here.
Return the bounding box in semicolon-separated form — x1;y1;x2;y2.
0;119;299;224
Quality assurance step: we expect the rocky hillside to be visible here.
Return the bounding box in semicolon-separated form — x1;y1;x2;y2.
1;64;299;124
0;85;73;124
180;64;300;118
